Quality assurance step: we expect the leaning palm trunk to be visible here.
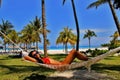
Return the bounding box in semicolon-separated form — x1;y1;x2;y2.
71;0;80;51
108;0;120;34
22;47;120;71
42;0;47;57
68;47;120;72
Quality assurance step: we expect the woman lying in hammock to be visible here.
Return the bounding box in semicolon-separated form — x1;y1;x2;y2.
23;49;88;65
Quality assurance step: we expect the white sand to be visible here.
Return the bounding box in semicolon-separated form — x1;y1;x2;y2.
38;47;108;54
47;70;114;80
0;47;108;55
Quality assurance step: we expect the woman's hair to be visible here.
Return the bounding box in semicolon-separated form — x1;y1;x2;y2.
28;51;34;58
28;50;43;63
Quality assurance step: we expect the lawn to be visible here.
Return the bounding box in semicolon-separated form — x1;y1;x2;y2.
0;54;120;80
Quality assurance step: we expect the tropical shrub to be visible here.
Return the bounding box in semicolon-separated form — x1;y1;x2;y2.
86;48;108;57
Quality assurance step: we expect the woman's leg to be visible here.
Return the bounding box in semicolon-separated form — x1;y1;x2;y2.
48;49;76;65
61;49;88;64
48;49;88;65
49;58;62;65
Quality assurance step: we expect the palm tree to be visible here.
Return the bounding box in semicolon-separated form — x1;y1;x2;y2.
0;19;13;52
87;0;120;35
109;31;120;49
42;0;48;57
0;40;2;44
30;16;42;50
83;30;97;50
63;0;80;51
56;27;77;54
110;31;119;41
20;24;34;51
6;30;19;52
110;31;120;45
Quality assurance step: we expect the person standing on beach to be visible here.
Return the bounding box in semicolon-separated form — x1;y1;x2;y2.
23;49;88;65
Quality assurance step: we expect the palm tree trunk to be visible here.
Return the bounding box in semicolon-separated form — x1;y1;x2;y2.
88;38;90;50
65;43;68;54
4;41;6;52
13;44;15;53
0;0;1;7
71;0;80;51
5;44;6;52
42;0;47;57
108;0;120;34
36;42;38;50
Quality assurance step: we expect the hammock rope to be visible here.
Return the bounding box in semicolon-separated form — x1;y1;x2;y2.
23;47;120;71
67;47;120;72
0;31;23;52
1;30;120;72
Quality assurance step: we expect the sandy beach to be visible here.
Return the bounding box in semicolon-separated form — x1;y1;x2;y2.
38;47;108;54
0;47;108;55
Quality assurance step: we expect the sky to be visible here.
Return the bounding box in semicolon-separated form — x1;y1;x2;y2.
0;0;120;48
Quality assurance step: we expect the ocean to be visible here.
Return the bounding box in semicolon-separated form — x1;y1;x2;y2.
39;45;100;50
0;45;100;51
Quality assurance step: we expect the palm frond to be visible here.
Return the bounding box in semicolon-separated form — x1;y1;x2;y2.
63;0;66;5
87;0;108;9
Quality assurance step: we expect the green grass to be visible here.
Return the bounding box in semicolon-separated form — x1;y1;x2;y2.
92;56;120;79
0;55;55;80
0;54;120;80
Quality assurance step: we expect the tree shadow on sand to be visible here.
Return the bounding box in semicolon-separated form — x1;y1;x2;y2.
23;70;115;80
23;73;71;80
23;73;47;80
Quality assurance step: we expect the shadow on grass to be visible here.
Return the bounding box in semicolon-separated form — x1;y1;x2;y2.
0;55;21;60
104;56;117;60
92;63;120;72
23;73;69;80
23;73;47;80
8;55;22;58
23;70;114;80
0;64;54;74
0;63;118;80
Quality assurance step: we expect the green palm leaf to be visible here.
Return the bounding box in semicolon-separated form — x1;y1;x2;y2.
63;0;66;5
87;0;108;9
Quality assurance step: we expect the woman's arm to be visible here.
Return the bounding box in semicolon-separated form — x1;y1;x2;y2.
24;55;38;62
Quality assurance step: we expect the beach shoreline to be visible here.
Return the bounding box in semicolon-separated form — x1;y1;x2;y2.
0;47;108;54
38;47;108;54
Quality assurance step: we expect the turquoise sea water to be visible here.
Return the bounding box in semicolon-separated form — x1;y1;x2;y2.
39;45;100;50
0;45;100;51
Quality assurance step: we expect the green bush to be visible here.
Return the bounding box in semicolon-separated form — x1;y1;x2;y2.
86;48;108;57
